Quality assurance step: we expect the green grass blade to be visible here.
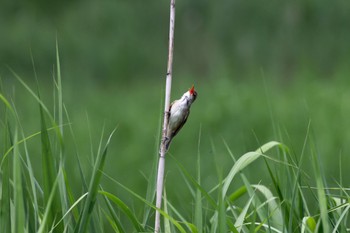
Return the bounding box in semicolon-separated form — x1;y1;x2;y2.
102;172;188;233
142;99;162;226
310;138;330;232
301;216;316;233
56;39;63;135
37;173;60;233
217;175;227;233
332;204;350;233
11;103;42;231
286;121;311;232
0;93;15;116
53;192;88;230
102;191;125;233
194;125;203;231
57;164;69;228
142;131;159;225
163;190;175;233
251;185;283;229
10;70;55;124
194;175;203;230
54;43;69;227
256;141;286;155
74;128;117;233
142;155;157;225
1;126;61;167
234;192;255;232
101;208;121;233
240;176;267;231
99;191;144;232
164;196;198;233
62;169;81;223
171;154;217;208
0;120;12;233
13;129;25;233
228;186;247;203
222;141;284;199
20;128;40;231
64;106;88;191
39;97;64;232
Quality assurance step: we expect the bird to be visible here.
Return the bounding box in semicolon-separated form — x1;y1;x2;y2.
165;85;197;150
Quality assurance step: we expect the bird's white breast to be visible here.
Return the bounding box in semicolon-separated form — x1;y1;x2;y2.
169;101;187;128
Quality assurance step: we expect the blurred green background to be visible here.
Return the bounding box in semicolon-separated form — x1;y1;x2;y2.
1;0;350;221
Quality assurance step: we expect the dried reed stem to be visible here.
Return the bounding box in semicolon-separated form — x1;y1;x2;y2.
154;0;176;232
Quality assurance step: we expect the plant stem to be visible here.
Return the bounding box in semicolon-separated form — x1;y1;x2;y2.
155;0;176;232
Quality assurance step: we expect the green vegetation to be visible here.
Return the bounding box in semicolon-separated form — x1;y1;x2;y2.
1;49;350;232
2;0;350;232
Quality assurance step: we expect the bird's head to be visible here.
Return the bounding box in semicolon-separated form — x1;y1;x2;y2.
181;85;197;105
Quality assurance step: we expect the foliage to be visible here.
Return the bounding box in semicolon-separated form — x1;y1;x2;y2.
1;49;350;232
1;0;350;85
2;0;350;231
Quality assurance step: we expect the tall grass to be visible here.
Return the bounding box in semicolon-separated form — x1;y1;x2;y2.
1;49;350;232
0;49;119;233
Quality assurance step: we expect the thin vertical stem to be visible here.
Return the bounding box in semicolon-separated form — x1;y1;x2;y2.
155;0;176;232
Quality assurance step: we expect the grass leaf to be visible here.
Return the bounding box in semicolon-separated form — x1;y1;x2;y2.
37;172;60;233
39;92;64;232
0;120;12;233
99;191;144;232
222;141;284;199
310;138;330;232
74;128;117;233
13;129;25;233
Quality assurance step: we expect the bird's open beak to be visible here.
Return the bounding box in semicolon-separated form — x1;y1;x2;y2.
189;85;195;95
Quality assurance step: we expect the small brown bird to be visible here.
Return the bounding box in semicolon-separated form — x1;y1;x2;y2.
165;85;197;150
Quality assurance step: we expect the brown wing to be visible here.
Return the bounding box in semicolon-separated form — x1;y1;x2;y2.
166;101;174;137
168;101;175;118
